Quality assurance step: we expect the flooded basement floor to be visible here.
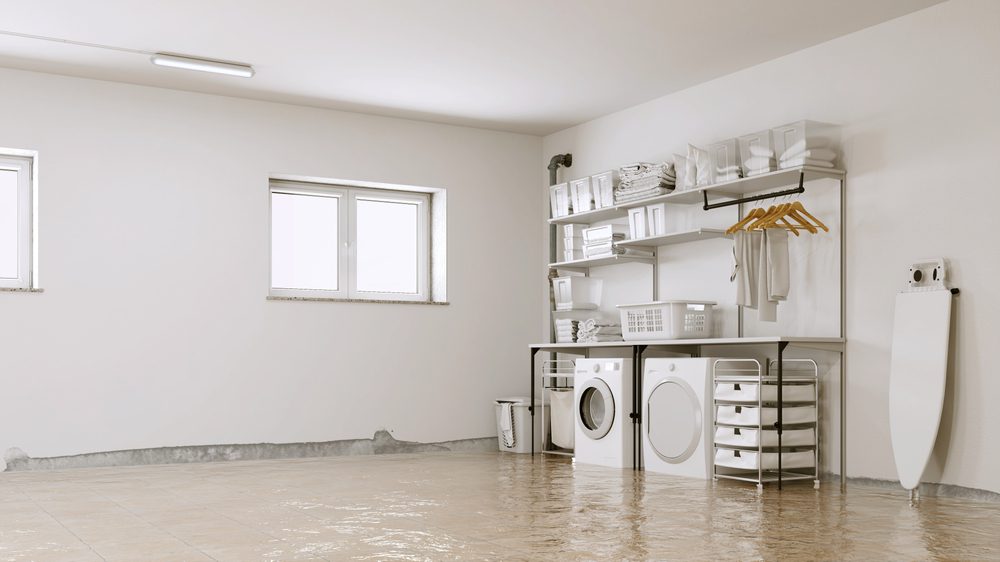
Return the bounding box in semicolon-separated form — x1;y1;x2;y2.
1;452;998;561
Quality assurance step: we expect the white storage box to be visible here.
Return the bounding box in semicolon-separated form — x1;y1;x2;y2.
569;177;594;214
627;207;647;240
707;138;741;183
714;427;815;448
714;448;814;470
646;203;667;236
591;171;617;209
495;397;545;454
553;276;602;311
771;120;840;166
716;405;816;426
563;249;584;262
548;388;575;450
564;236;584;251
563;224;588;238
583;224;628;244
618;301;715;341
738;130;776;176
549;183;572;218
713;383;815;403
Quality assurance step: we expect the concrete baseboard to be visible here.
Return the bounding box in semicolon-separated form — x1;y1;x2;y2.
3;430;498;472
820;472;1000;502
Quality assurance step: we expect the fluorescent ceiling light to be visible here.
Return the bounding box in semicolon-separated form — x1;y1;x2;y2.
150;53;254;78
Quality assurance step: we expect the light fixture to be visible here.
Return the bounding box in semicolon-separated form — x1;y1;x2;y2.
150;53;255;78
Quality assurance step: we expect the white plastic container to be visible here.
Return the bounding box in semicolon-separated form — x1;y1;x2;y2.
714;448;814;470
563;249;584;262
549;183;572;218
617;301;716;341
552;276;602;311
713;383;815;403
548;388;575;450
564;236;584;251
627;207;647;240
563;224;588;238
591;171;617;209
715;405;817;426
771;120;840;165
646;203;667;236
495;397;545;453
738;130;776;176
707;138;741;183
714;427;815;448
583;224;628;244
569;177;594;214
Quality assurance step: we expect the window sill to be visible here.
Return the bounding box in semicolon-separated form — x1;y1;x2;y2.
0;287;44;293
267;295;448;305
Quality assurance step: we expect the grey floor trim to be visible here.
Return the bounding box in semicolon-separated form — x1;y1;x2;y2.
822;472;1000;502
3;430;497;472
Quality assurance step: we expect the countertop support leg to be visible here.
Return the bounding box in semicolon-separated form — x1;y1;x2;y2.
530;347;540;456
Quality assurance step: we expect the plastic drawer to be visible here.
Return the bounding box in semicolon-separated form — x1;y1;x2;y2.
716;405;816;426
714;448;814;470
714;427;815;448
714;383;814;403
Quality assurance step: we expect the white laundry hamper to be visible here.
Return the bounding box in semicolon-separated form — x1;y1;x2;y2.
495;397;545;453
548;389;575;450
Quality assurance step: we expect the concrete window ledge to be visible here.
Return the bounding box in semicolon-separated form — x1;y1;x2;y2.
267;296;449;305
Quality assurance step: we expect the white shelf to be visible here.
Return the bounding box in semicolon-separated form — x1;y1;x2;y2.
617;228;729;248
548;254;655;271
547;166;845;225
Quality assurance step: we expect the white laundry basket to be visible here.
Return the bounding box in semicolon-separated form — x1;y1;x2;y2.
618;301;716;341
495;397;545;453
548;389;575;450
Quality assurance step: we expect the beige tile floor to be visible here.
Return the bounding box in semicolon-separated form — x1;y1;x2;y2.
1;452;998;561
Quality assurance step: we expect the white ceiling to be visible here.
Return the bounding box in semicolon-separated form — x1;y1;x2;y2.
0;0;943;135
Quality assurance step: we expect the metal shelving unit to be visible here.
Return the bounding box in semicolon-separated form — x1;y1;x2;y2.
712;359;820;490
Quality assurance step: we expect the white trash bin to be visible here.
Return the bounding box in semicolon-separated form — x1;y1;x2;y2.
495;396;545;453
548;388;575;450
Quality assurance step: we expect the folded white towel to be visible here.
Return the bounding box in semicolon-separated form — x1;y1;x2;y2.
781;147;837;162
779;157;835;169
743;156;776;171
779;139;830;161
716;165;740;174
747;145;774;158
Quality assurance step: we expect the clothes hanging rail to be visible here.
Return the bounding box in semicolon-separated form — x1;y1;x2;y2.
702;171;805;211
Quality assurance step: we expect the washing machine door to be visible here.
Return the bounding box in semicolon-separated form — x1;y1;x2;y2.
646;377;702;463
577;378;615;440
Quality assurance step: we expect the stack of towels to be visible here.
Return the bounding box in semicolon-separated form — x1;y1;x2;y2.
778;140;837;169
743;145;777;177
583;231;654;260
554;318;579;343
715;163;743;183
576;318;623;344
614;162;675;204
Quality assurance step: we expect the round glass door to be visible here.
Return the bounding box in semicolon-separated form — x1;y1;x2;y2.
578;379;614;439
646;379;701;463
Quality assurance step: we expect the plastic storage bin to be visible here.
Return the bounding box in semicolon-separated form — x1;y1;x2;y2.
707;138;741;183
549;183;572;218
591;171;617;209
582;223;628;244
713;383;815;403
715;405;816;426
563;224;588;238
553;276;602;310
548;388;575;449
738;130;776;176
569;177;594;214
714;427;815;448
714;448;814;470
771;120;840;166
617;301;715;341
495;396;545;453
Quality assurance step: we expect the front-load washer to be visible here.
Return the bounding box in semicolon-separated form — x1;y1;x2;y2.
574;358;634;468
642;358;716;479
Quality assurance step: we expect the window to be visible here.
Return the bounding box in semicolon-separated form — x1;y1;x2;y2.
0;153;34;289
269;181;431;301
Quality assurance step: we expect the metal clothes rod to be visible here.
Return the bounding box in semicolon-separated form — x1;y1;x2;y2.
702;171;805;211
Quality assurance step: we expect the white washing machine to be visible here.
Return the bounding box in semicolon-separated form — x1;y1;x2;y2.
574;358;634;468
642;358;716;479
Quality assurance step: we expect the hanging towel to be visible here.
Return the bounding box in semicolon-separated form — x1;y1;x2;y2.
732;231;756;308
499;402;515;447
755;231;778;322
766;228;790;301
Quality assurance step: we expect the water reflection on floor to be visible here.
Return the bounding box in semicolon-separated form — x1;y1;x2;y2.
1;452;998;560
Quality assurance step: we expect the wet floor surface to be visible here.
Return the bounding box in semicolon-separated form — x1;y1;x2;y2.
1;452;998;561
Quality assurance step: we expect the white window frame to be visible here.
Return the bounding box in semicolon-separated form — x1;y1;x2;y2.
0;154;33;289
269;180;431;302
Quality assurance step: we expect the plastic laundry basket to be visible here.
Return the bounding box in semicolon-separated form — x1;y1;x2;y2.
495;396;545;453
548;389;575;450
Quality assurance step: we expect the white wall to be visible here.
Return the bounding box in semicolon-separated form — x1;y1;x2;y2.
543;0;1000;492
0;67;543;466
